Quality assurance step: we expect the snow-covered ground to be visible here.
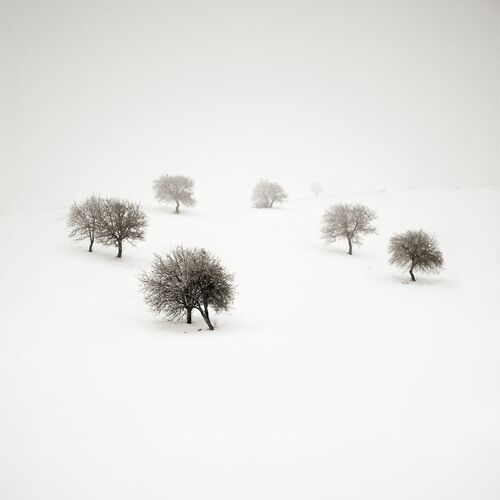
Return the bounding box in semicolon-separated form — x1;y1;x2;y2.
0;185;499;499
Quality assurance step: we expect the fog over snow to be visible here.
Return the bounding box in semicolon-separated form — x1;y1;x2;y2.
1;0;499;208
0;1;499;499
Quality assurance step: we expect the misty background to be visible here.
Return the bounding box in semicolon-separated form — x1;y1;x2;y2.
1;0;499;210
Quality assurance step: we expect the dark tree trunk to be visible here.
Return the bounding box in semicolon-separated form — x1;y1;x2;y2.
201;309;214;330
186;308;192;324
409;261;416;281
270;200;274;208
348;238;352;255
88;238;94;252
117;240;122;258
175;201;180;214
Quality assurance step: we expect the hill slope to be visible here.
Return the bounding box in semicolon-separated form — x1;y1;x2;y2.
0;186;499;499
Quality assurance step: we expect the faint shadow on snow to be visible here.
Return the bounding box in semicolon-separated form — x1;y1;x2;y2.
140;314;242;337
372;270;449;288
319;244;357;258
398;276;447;287
64;242;152;271
145;205;207;218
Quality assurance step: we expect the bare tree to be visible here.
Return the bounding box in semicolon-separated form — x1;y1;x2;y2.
321;203;377;255
389;229;444;282
96;198;147;258
311;182;322;198
153;175;196;214
140;246;235;330
67;196;102;252
252;179;288;208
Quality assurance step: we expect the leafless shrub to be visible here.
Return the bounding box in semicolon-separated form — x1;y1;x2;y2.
140;246;235;330
321;203;377;255
96;198;147;258
67;196;102;252
252;179;287;208
389;229;444;282
153;175;196;214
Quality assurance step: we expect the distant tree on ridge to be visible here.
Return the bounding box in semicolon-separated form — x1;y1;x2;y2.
252;179;287;208
311;182;322;197
153;175;196;214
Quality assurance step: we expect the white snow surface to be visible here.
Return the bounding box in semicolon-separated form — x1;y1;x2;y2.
0;185;499;499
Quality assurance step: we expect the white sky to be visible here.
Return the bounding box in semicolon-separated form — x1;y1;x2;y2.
1;0;499;209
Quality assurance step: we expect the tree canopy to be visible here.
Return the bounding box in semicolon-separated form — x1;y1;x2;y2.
321;203;377;255
252;179;288;208
389;229;443;281
141;246;235;330
153;175;196;214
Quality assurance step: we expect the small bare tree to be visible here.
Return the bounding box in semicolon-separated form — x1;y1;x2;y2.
389;229;444;282
96;198;147;258
311;182;322;198
153;175;196;214
140;246;235;330
67;196;102;252
252;179;287;208
321;203;377;255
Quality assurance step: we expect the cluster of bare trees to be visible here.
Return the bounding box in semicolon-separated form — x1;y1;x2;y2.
67;189;234;330
141;174;291;329
321;203;444;281
67;196;147;258
67;177;444;332
151;175;291;212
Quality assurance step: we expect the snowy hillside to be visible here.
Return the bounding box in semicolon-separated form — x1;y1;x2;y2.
0;185;499;499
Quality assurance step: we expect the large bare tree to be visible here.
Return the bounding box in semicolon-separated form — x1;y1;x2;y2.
252;179;287;208
67;196;102;252
96;198;147;258
389;229;444;281
141;246;235;330
153;175;196;214
321;203;377;255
